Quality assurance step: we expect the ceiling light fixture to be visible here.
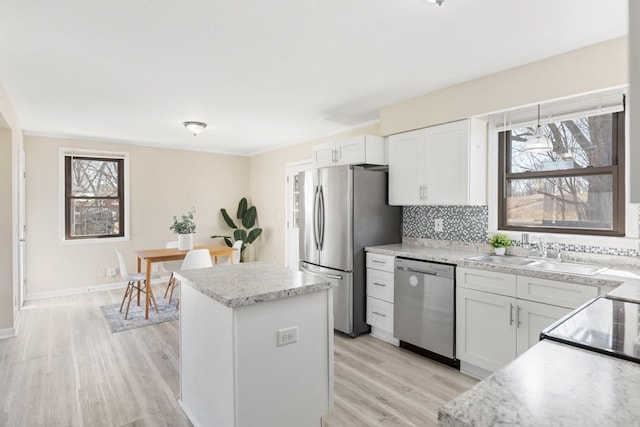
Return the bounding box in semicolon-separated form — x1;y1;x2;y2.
424;0;446;5
183;121;207;136
524;104;553;153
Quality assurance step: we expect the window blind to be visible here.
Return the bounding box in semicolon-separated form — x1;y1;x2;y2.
490;87;626;131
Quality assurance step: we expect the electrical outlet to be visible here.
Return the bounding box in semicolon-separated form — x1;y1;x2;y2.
434;218;444;232
277;326;298;346
107;267;117;277
151;264;159;273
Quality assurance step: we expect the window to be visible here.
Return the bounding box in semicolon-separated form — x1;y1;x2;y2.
498;111;625;236
64;155;124;239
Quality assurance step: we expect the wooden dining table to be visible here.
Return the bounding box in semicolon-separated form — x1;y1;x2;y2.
135;244;235;319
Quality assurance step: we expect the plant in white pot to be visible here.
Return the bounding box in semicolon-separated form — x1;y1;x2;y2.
170;207;196;251
489;233;512;255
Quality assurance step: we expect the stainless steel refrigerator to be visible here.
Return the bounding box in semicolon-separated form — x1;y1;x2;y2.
299;165;401;337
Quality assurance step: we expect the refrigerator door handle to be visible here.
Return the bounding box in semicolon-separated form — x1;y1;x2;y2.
300;264;343;281
319;185;325;250
313;185;320;250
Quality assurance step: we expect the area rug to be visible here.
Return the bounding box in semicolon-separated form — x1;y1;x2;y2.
99;298;179;333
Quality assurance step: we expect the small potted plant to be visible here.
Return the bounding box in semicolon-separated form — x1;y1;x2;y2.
489;233;512;255
170;207;196;251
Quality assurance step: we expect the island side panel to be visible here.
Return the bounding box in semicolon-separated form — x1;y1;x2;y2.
234;289;332;427
180;283;235;427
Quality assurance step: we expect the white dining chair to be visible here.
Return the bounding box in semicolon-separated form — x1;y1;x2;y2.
162;241;183;301
116;249;160;319
168;248;214;307
218;240;243;265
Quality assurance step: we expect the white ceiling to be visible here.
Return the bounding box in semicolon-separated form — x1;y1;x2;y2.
0;0;629;156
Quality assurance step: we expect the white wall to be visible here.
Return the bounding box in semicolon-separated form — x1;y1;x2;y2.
24;135;250;295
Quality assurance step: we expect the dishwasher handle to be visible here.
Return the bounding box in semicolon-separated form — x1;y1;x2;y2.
406;268;438;276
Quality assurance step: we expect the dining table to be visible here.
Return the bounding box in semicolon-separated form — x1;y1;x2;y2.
135;244;235;319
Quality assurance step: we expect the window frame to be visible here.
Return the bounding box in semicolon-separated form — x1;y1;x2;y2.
59;148;130;243
497;111;626;237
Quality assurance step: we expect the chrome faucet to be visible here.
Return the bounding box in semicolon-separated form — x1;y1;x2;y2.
529;239;547;258
551;243;562;261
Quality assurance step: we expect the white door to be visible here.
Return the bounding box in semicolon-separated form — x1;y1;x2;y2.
424;120;469;204
284;160;312;270
516;299;571;356
311;142;335;168
456;287;517;372
18;146;26;308
388;129;425;205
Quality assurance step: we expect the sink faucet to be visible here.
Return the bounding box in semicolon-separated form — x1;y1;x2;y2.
551;243;562;261
530;239;547;258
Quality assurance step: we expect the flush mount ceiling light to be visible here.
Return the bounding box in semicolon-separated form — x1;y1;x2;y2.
524;104;553;153
183;121;207;136
424;0;446;5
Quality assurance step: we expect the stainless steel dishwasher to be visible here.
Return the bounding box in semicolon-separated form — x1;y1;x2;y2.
394;258;458;368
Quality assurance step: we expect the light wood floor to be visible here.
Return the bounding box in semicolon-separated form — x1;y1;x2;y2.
0;287;477;426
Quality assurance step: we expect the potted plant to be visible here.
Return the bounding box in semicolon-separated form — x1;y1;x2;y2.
170;207;196;251
211;198;262;262
489;233;512;255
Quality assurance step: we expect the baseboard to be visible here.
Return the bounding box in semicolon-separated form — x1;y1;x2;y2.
25;277;169;301
0;309;23;339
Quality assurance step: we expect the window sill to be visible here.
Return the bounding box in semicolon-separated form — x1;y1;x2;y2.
59;236;131;245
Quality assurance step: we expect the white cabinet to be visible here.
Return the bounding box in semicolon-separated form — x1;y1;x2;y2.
365;252;398;345
388;119;487;205
312;135;386;167
456;268;596;376
456;287;516;372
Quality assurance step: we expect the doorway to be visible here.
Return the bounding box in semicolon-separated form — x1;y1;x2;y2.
284;160;312;270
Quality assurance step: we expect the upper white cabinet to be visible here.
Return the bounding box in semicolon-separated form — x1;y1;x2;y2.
388;119;487;205
312;135;386;168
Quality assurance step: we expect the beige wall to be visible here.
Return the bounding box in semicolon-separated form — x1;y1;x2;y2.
25;136;249;295
249;123;380;266
380;36;628;135
0;127;12;328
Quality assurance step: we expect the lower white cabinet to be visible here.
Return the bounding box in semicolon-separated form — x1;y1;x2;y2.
456;268;595;376
456;287;516;372
515;299;571;356
365;252;398;345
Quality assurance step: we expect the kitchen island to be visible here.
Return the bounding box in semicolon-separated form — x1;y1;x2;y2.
175;262;334;427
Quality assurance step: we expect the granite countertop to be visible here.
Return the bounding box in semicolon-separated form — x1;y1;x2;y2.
366;243;630;291
438;340;640;427
175;262;332;308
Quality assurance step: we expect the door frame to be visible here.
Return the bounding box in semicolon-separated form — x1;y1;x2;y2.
18;145;25;308
284;159;312;270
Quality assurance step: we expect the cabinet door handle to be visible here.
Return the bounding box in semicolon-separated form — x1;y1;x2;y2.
372;311;386;318
516;305;521;328
509;303;514;326
373;282;386;287
371;259;386;264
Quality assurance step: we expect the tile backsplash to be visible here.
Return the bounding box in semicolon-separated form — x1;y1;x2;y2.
403;205;488;243
402;205;640;258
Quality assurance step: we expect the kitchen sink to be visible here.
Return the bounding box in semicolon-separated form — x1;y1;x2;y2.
466;255;608;276
466;255;539;266
527;260;608;276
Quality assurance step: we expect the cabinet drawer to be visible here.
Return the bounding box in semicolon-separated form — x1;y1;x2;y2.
366;252;395;272
516;276;599;309
366;269;394;303
366;297;394;332
457;268;516;297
